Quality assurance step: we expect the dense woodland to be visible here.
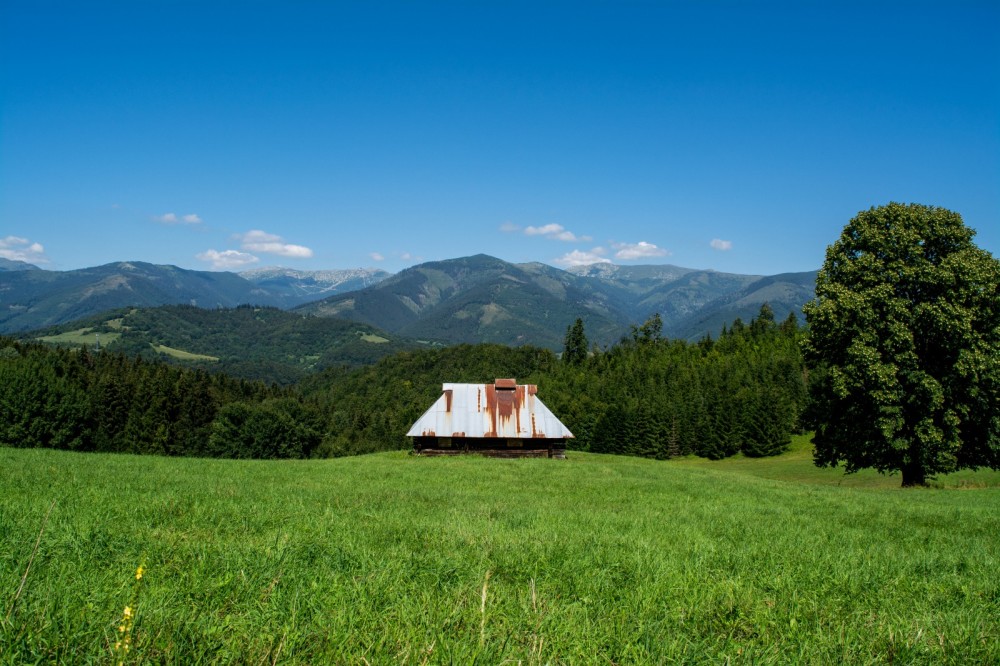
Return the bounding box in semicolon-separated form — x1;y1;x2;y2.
0;305;808;461
31;304;418;384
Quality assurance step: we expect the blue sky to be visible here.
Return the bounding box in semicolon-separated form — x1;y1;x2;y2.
2;1;997;275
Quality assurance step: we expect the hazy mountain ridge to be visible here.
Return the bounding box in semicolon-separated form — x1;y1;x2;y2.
0;262;279;333
3;255;818;345
296;255;818;346
293;255;629;348
239;267;391;307
0;258;41;272
0;262;392;333
27;304;417;384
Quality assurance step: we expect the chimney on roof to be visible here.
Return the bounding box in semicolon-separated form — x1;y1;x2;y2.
495;378;517;390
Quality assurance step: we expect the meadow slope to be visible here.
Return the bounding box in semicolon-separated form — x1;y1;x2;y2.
1;447;997;664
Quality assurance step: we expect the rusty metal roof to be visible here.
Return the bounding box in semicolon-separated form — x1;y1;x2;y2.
406;379;574;439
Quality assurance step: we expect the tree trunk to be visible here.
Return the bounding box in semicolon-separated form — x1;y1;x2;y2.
901;463;927;487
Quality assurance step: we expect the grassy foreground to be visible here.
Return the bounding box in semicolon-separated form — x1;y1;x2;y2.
673;434;1000;489
1;447;998;664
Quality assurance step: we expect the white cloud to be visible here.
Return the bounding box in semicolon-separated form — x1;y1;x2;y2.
155;212;202;225
499;222;521;233
710;238;733;251
369;252;385;262
0;236;48;264
524;223;564;236
237;230;314;258
522;223;591;243
400;252;413;260
613;241;669;261
196;249;259;270
552;248;612;268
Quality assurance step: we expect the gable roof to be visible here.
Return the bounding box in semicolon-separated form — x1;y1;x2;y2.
406;379;574;439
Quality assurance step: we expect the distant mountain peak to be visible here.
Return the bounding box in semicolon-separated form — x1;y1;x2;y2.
239;266;392;307
567;262;698;282
1;253;818;344
0;257;42;272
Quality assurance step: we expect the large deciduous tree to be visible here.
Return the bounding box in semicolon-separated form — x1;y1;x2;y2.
803;203;1000;486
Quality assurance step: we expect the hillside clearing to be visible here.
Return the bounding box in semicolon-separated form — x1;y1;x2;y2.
37;328;120;346
673;433;1000;489
1;447;996;664
151;343;219;361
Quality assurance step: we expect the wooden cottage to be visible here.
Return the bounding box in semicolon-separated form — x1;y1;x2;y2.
407;379;573;458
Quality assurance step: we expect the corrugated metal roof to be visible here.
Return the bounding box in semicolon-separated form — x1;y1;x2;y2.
406;379;574;439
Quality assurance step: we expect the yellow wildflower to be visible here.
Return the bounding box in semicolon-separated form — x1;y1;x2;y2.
135;566;144;580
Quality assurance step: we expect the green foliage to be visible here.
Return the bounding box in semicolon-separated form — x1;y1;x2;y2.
0;352;88;450
629;312;663;343
304;344;560;456
28;305;418;384
208;399;322;459
4;302;806;464
0;337;311;458
303;305;806;461
804;203;1000;486
2;447;998;663
562;318;588;365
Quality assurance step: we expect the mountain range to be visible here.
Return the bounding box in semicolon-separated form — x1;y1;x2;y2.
239;266;391;307
28;304;417;384
0;262;388;333
295;254;817;346
3;255;818;347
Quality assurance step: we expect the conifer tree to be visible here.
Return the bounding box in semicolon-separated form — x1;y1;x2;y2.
562;318;588;365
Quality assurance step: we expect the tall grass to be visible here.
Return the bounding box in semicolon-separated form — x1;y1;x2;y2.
1;447;997;663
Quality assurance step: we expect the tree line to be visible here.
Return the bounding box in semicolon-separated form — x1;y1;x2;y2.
5;203;995;486
0;305;806;462
0;340;324;459
295;305;808;460
550;307;807;459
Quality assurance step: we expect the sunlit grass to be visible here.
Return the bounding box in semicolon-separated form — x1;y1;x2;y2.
1;447;997;663
37;328;121;347
672;433;1000;489
151;344;219;362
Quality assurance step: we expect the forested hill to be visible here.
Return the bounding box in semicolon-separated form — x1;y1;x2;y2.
2;254;815;346
0;261;279;333
28;305;420;384
3;306;809;463
300;307;808;458
0;261;390;334
295;254;817;347
294;255;629;348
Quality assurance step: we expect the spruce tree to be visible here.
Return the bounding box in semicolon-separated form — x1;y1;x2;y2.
563;318;588;365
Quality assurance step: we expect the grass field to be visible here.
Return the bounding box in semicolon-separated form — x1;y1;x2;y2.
674;434;1000;489
37;328;121;347
151;344;219;362
1;446;997;664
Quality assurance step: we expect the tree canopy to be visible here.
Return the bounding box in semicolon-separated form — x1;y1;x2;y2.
562;318;588;365
803;203;1000;486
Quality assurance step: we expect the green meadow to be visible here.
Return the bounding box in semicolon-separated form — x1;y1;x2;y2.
1;446;997;664
151;344;220;362
37;328;121;347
